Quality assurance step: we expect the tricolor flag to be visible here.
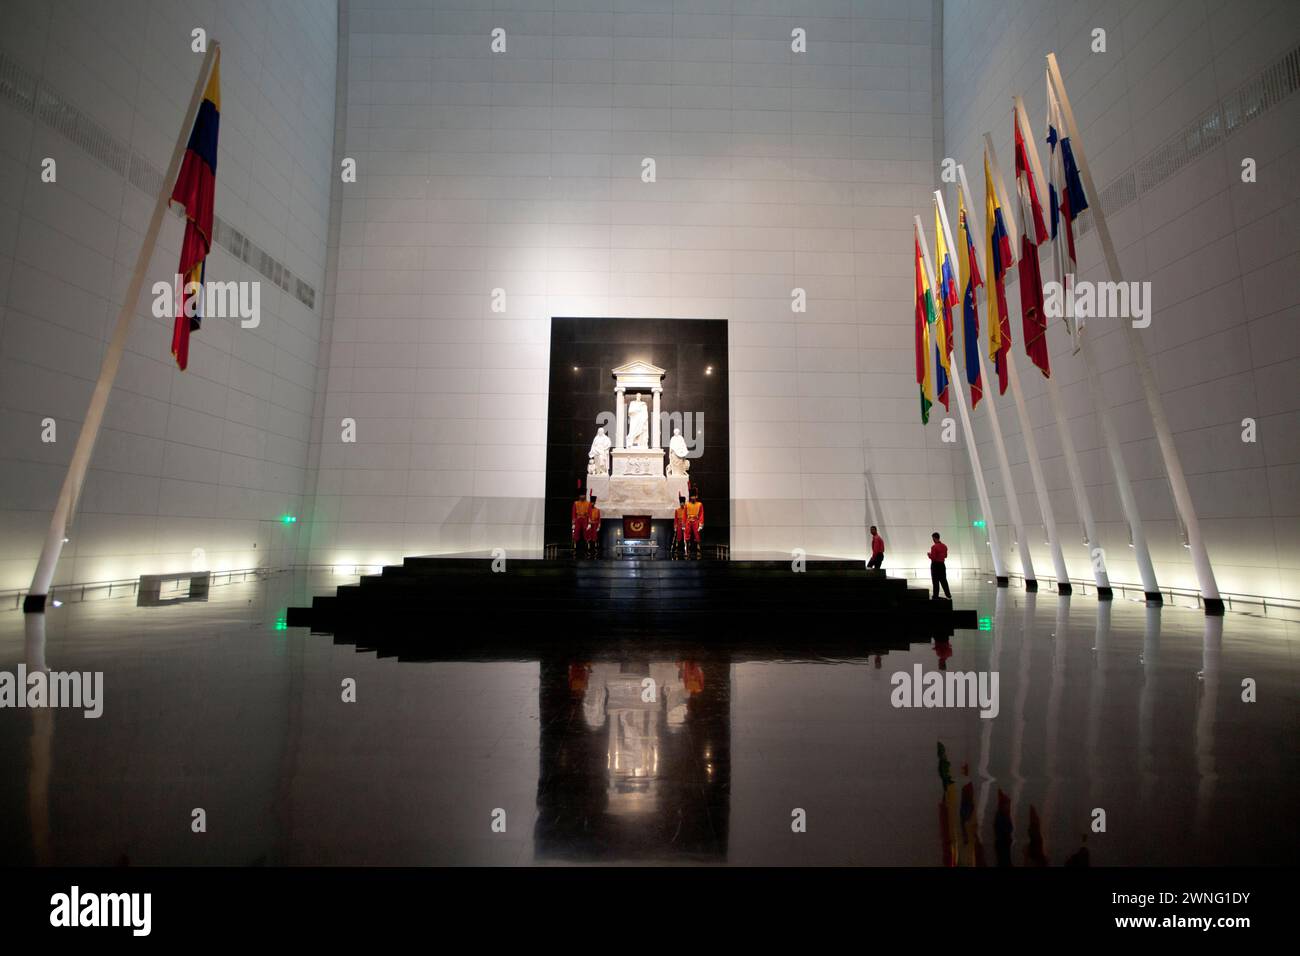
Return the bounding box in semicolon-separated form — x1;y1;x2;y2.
169;50;221;371
1047;75;1089;351
914;234;935;425
957;189;983;409
1014;111;1051;378
984;152;1013;396
933;203;959;411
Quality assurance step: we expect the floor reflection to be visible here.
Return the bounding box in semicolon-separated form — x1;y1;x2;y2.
536;660;728;862
0;572;1295;866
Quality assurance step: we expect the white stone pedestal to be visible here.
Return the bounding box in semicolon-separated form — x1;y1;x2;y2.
584;449;689;519
611;447;663;477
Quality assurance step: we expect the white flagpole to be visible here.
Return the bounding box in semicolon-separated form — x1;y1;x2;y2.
916;216;1007;585
24;44;221;613
935;189;1036;589
988;118;1158;602
1045;54;1220;614
915;217;1003;587
956;164;1075;594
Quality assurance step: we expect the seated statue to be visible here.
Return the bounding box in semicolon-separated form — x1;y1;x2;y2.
587;426;611;476
666;427;690;476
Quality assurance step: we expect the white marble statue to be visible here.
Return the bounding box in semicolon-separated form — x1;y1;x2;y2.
666;426;690;476
587;426;611;475
626;392;649;449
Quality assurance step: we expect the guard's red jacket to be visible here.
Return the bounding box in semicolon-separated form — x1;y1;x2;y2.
928;541;948;562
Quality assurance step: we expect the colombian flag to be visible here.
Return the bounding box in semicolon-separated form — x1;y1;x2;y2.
933;205;958;411
169;50;220;371
957;190;983;409
914;234;935;424
984;152;1013;395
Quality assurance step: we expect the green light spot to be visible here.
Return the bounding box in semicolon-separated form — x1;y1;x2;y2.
972;519;986;529
281;514;297;524
978;616;992;631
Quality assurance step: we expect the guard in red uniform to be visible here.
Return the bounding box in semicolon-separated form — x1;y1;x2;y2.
572;492;592;555
584;495;602;557
672;495;687;558
683;492;704;558
928;531;951;600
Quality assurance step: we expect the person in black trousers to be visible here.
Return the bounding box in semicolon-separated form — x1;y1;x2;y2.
928;531;951;600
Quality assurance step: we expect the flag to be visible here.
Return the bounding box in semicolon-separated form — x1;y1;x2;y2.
1014;110;1050;377
984;152;1013;396
169;50;221;371
914;234;935;424
933;204;958;410
957;188;983;409
1047;75;1090;351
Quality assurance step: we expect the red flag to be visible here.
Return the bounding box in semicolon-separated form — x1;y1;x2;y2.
1014;116;1050;377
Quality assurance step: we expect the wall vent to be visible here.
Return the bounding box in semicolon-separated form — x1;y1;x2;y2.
1079;41;1300;232
0;50;318;313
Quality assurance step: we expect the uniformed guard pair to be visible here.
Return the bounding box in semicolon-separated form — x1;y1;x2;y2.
571;493;601;557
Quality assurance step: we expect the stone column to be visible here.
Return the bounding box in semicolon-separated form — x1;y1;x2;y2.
651;388;662;449
615;388;626;450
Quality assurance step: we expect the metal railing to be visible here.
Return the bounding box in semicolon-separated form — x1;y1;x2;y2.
0;567;271;611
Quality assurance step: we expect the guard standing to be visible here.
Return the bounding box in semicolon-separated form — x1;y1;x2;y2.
672;495;687;558
572;491;592;556
684;492;705;559
584;494;602;557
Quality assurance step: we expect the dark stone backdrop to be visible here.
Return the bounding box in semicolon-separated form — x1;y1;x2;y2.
544;317;729;551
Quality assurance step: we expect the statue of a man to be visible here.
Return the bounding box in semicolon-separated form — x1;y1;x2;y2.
626;392;649;449
666;426;690;476
587;426;611;475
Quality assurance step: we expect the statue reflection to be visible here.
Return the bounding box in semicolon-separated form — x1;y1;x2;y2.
537;658;728;861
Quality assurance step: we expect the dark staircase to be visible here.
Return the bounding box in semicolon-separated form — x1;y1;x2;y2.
286;556;978;660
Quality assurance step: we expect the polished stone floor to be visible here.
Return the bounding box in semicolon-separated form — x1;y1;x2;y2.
0;570;1295;866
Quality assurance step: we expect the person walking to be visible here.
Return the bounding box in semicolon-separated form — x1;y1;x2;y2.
867;526;885;569
928;531;951;600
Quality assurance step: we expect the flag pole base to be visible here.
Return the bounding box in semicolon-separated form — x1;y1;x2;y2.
996;576;1009;587
1096;586;1114;601
1203;598;1225;616
23;594;47;613
1144;591;1164;605
1025;579;1038;592
1056;581;1072;595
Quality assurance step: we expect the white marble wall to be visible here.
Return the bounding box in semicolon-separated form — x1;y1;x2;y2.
941;0;1300;598
0;0;338;588
309;0;977;575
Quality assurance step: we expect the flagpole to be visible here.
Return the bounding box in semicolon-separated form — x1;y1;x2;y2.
1044;372;1111;595
957;163;1075;593
916;216;1007;585
1045;56;1220;614
23;43;221;613
935;190;1035;589
987;122;1158;602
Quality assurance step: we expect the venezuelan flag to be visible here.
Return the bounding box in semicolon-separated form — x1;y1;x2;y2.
914;235;935;424
957;190;983;409
169;50;220;371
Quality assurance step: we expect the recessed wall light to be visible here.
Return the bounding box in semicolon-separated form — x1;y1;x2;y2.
705;366;713;375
